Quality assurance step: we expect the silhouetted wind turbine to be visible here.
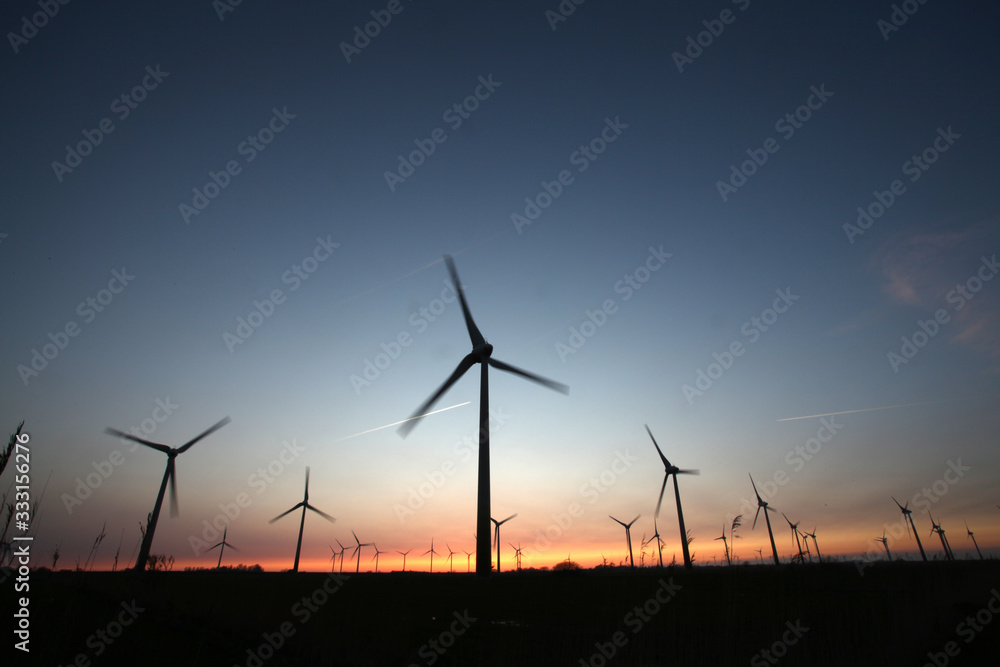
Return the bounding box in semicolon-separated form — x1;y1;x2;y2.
643;518;665;568
397;549;412;571
645;425;699;570
782;513;805;563
509;543;523;570
803;527;821;563
928;512;954;560
446;544;457;572
336;539;348;573
423;538;440;573
491;513;517;573
755;547;764;564
207;526;238;568
352;531;373;572
749;475;780;565
715;526;731;566
397;255;568;577
371;543;385;573
463;549;473;572
329;545;338;572
876;531;892;560
269;467;336;572
966;522;984;560
105;416;231;571
610;515;640;568
892;497;928;561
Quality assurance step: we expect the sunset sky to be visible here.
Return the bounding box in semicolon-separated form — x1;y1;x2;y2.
2;1;999;573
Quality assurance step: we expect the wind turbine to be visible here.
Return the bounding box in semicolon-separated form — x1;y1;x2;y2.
491;514;517;573
715;525;730;566
892;497;928;561
876;531;892;561
509;543;523;570
463;549;474;572
397;255;568;577
397;549;412;571
351;531;373;572
329;545;338;572
105;416;231;571
645;425;699;570
643;518;665;568
371;543;385;573
782;513;805;563
928;512;954;560
446;544;457;572
423;538;440;572
336;539;348;573
610;515;640;568
269;467;336;572
754;547;764;564
749;475;780;565
966;522;984;560
207;526;238;568
803;527;822;563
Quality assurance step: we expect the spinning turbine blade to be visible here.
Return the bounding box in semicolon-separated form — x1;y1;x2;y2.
488;358;569;394
655;474;668;517
398;354;476;437
307;504;336;523
269;502;304;523
168;458;179;517
444;254;487;348
104;428;171;454
178;416;232;453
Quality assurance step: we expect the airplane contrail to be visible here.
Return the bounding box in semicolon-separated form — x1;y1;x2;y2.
333;402;471;441
776;397;974;422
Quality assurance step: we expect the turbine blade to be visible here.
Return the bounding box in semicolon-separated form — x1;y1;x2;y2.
105;428;171;454
168;458;179;517
749;474;763;501
677;469;700;475
501;513;518;524
398;354;477;437
177;416;231;453
488;358;569;394
444;255;487;348
655;474;668;517
644;425;670;467
269;503;303;523
307;504;336;524
753;506;761;530
304;467;311;500
628;514;640;527
610;515;626;528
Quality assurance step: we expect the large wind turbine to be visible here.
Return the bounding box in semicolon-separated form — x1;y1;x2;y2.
207;526;238;568
105;416;231;571
966;522;984;560
749;474;780;565
491;514;517;573
610;515;640;568
892;497;928;561
645;425;699;570
398;255;568;577
352;531;373;573
269;467;336;572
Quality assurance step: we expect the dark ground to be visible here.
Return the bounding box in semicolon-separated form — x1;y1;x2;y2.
5;561;1000;666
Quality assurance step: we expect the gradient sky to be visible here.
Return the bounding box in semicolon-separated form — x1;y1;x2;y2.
2;1;999;572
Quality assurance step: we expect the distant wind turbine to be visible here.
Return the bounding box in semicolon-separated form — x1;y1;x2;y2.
749;474;780;565
105;416;231;571
966;523;984;560
336;539;348;573
646;425;699;570
892;497;928;561
397;255;568;577
803;527;821;563
643;518;665;568
269;467;336;572
371;543;385;573
782;513;805;563
352;530;373;573
610;515;640;568
876;531;892;561
491;514;517;573
715;525;730;566
423;538;440;573
463;549;473;572
207;527;238;568
397;549;412;571
446;544;457;573
928;512;954;560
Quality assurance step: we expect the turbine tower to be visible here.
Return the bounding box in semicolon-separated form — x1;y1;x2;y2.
269;467;336;572
207;526;238;568
105;416;231;571
352;530;373;573
646;425;699;570
749;474;780;565
966;522;984;560
398;255;568;577
892;497;928;561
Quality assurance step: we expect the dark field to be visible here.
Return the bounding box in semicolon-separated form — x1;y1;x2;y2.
8;561;1000;666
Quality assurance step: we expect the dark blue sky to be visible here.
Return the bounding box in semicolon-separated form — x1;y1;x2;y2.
2;0;999;569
